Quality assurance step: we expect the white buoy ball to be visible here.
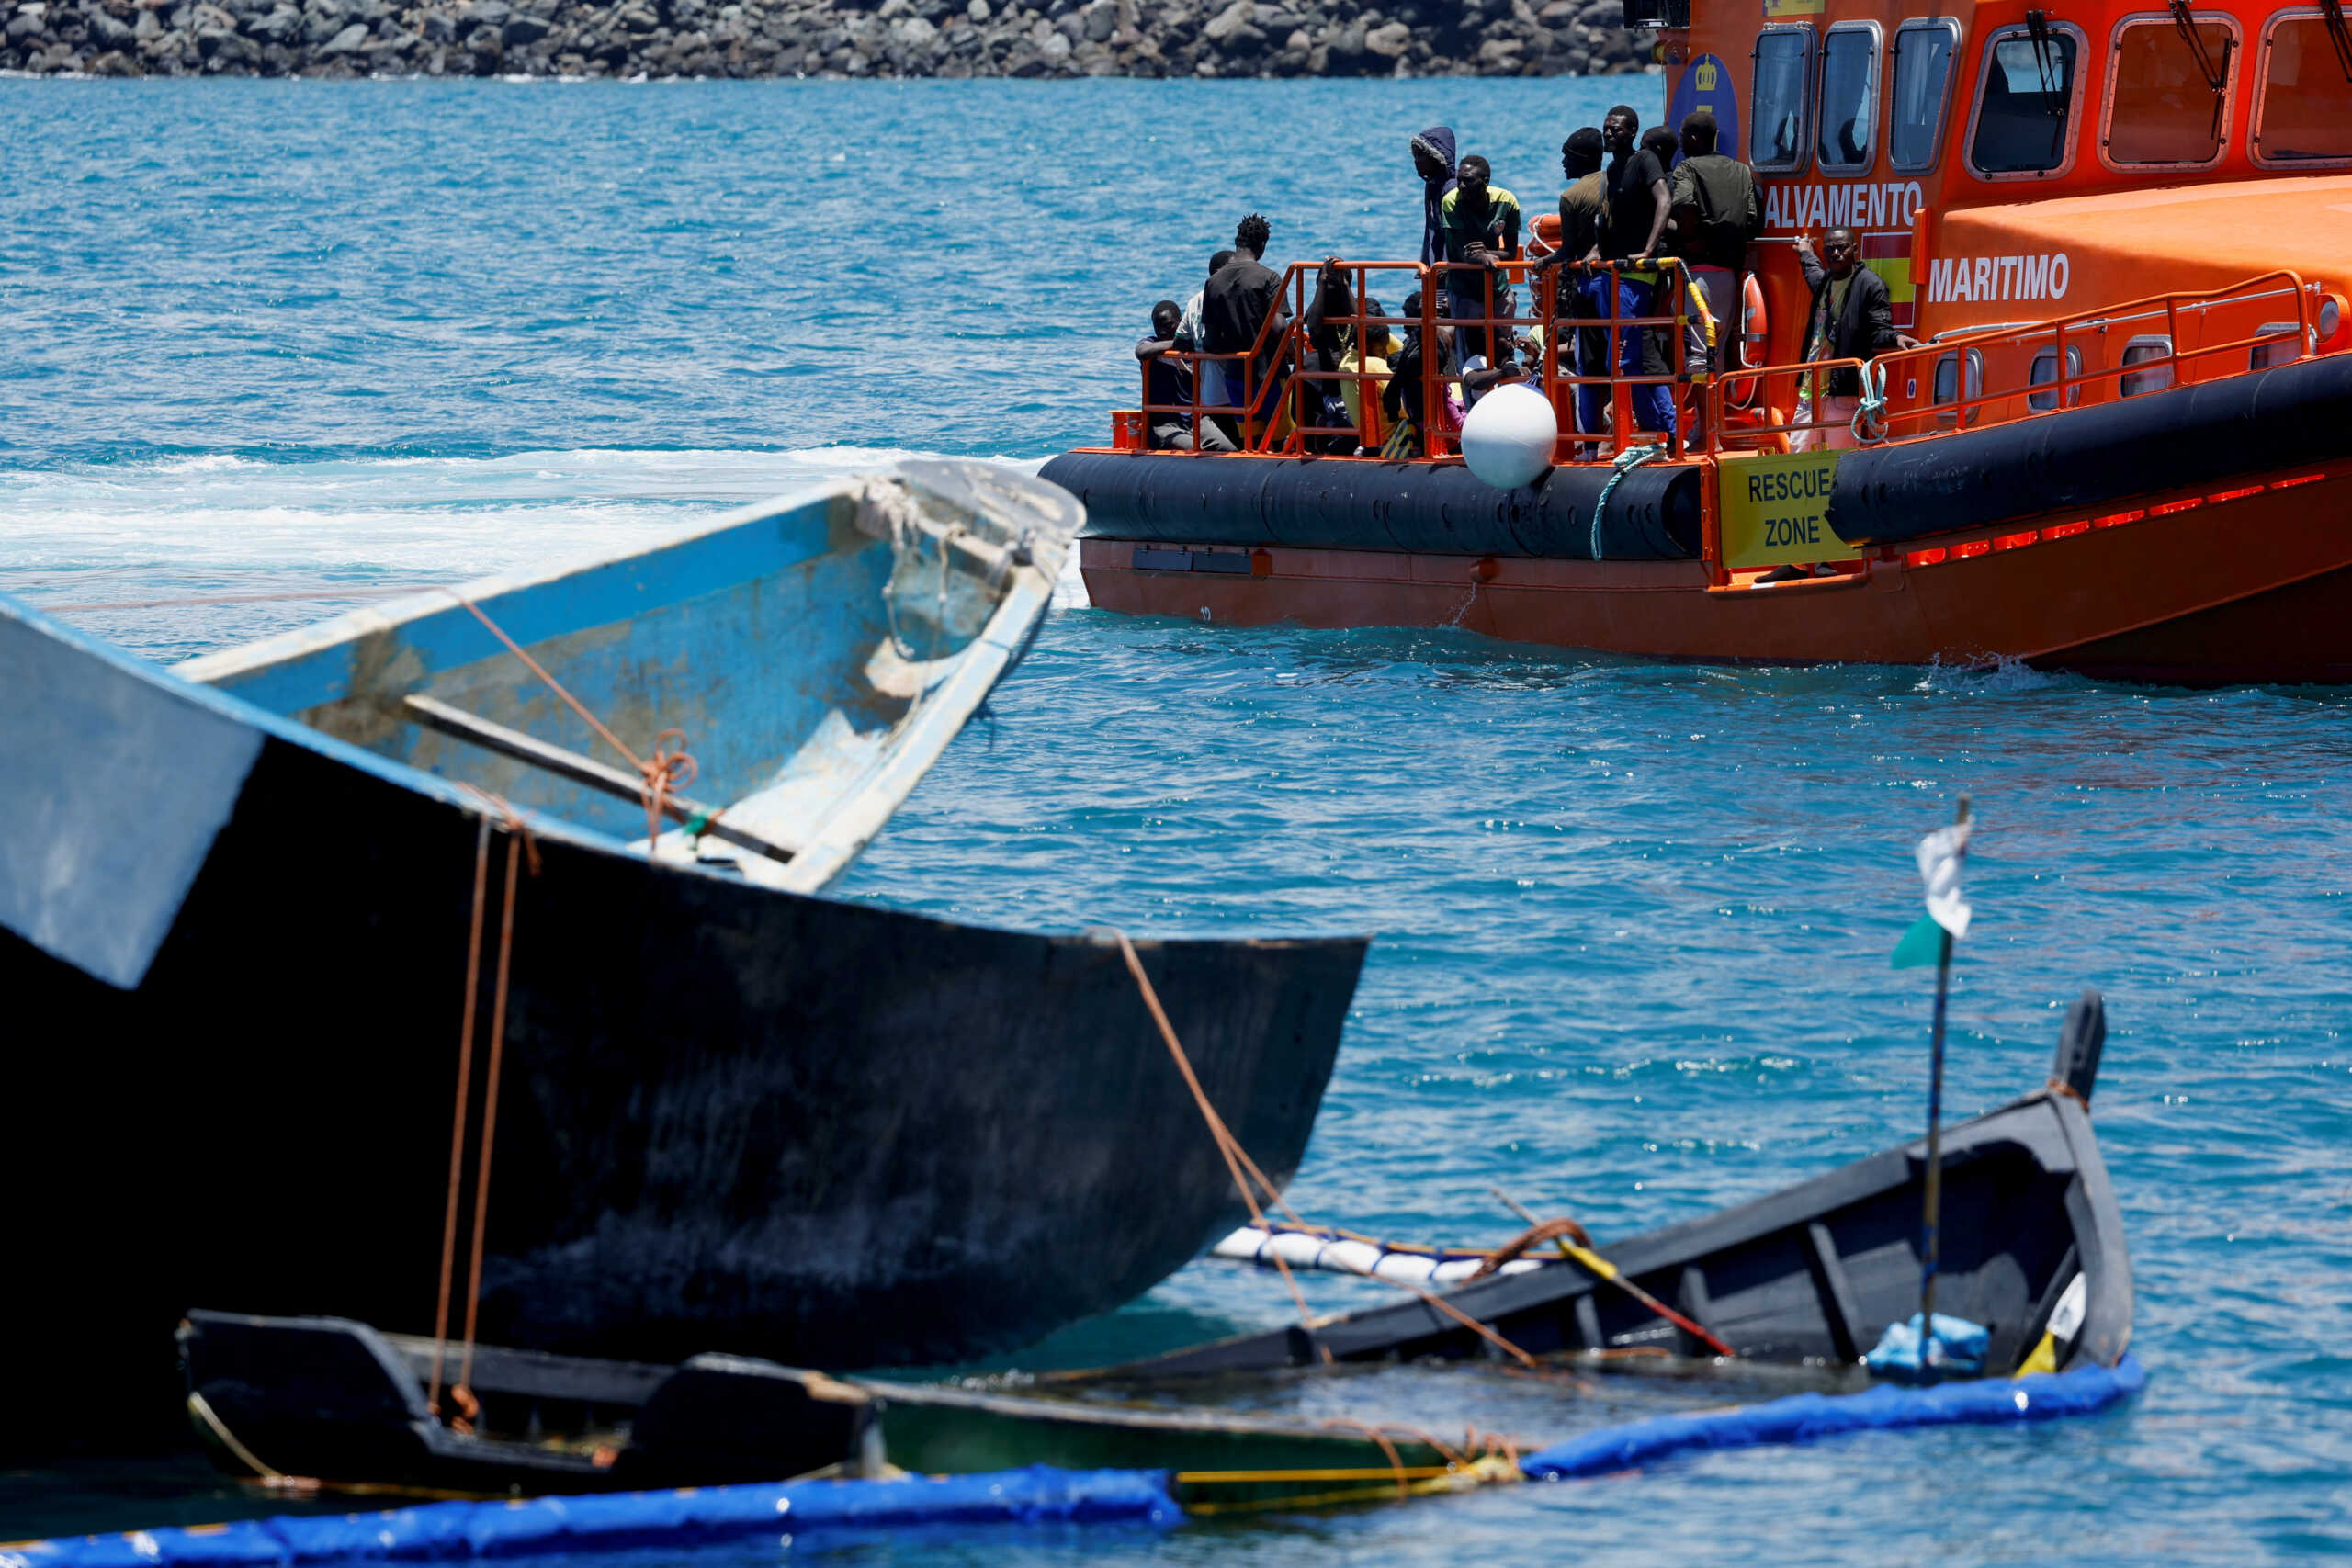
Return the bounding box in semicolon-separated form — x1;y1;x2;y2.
1459;382;1558;490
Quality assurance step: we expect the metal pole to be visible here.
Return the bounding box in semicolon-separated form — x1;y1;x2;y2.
1917;793;1970;1378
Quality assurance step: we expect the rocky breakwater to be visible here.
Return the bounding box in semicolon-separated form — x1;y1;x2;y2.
2;0;1653;78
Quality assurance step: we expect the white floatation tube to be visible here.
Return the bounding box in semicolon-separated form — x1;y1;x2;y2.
1211;1222;1552;1287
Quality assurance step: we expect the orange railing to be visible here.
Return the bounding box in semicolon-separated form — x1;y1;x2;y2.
1125;265;2335;470
1725;271;2318;450
1131;256;1719;463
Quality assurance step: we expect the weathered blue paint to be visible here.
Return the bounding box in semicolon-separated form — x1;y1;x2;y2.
0;602;266;988
179;465;1068;887
192;506;848;718
183;497;898;849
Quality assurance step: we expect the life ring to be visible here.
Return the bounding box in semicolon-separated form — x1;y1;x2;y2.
1725;272;1769;409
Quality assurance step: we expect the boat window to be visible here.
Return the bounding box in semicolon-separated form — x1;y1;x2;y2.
2121;336;2175;395
2251;321;2303;368
2253;12;2352;164
1890;19;1962;171
1752;28;1817;172
2029;344;2084;409
1932;347;1984;402
1970;25;2082;175
1819;25;1881;172
2105;15;2237;167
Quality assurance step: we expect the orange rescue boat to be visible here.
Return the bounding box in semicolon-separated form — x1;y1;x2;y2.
1046;0;2352;683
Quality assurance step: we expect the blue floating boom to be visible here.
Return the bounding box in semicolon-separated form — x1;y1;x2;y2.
0;1363;2148;1565
1519;1355;2146;1481
0;1467;1179;1568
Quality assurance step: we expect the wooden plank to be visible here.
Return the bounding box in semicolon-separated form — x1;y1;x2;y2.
401;694;800;864
1804;1222;1863;1363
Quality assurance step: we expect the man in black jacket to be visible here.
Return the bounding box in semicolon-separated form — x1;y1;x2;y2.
1792;225;1918;452
1204;212;1290;442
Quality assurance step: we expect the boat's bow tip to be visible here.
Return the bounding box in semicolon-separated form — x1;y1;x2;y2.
889;457;1083;562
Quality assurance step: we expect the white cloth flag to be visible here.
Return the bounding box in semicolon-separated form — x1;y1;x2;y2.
1916;821;1972;939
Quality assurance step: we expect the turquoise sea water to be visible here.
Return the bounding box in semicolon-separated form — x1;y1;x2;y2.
4;76;2350;1562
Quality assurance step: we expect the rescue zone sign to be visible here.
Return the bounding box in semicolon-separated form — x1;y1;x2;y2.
1719;450;1861;570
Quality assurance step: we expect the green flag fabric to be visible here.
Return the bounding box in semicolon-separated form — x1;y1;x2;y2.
1891;912;1948;970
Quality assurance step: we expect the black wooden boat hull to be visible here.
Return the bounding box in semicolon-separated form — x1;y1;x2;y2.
1122;998;2130;1380
178;1311;1470;1512
0;599;1362;1447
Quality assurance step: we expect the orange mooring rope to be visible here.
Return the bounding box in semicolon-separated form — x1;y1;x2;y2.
1112;930;1561;1378
446;591;699;851
428;787;540;1431
1111;931;1322;1335
426;816;493;1420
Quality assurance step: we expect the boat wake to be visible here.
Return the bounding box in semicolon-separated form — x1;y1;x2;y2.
1911;652;2079;695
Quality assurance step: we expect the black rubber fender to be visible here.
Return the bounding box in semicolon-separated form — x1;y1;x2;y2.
1041;452;1702;562
1828;352;2352;547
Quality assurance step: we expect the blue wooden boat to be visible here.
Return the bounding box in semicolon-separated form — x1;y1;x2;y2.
0;459;1365;1448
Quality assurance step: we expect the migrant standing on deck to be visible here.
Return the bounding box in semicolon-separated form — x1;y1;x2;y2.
1436;153;1522;365
1668;108;1762;364
1593;105;1678;435
1792;225;1919;453
1203;214;1289;440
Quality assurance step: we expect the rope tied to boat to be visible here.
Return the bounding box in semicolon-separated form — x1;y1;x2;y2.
639;729;697;851
426;784;540;1431
1590;443;1667;560
1108;930;1324;1338
446;591;706;855
1852;360;1892;445
1470;1215;1594;1278
1110;930;1569;1378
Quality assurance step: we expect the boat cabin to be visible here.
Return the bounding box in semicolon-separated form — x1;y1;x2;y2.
1650;0;2351;414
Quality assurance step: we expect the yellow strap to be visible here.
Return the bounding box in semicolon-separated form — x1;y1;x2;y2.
1562;1240;1621;1281
2015;1331;2059;1377
1176;1467;1454;1483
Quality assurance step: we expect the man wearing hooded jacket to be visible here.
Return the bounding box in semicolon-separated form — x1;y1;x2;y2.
1410;126;1457;271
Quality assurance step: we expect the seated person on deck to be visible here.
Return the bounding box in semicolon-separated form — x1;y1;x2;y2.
1178;249;1236;411
1338;307;1396;448
1136;299;1236;452
1379;287;1458;458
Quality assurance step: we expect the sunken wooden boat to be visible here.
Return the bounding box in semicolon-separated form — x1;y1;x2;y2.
175;996;2129;1510
178;1310;1490;1514
0;458;1364;1447
1118;994;2129;1381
